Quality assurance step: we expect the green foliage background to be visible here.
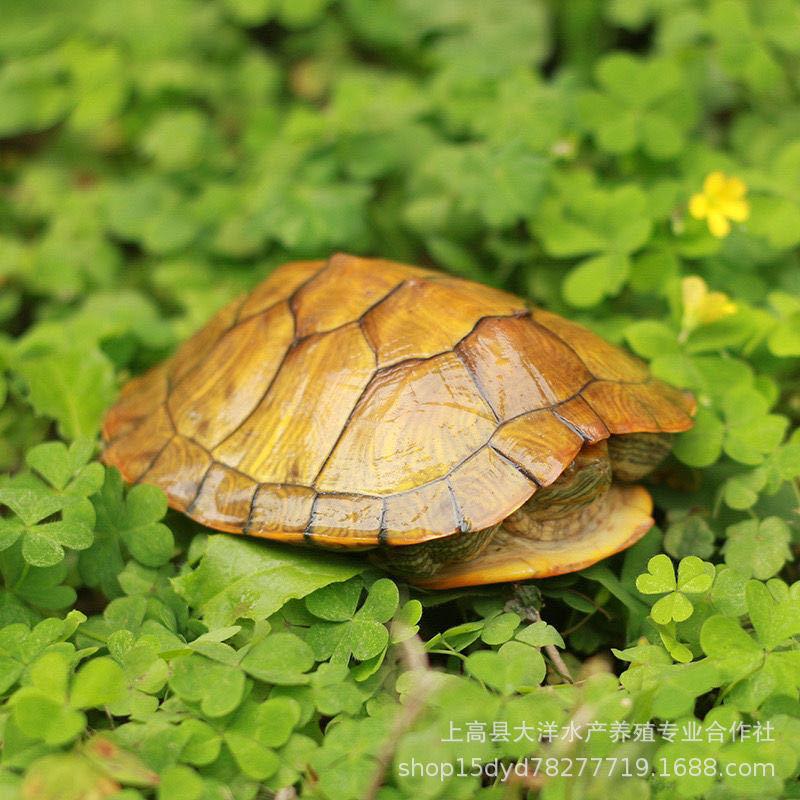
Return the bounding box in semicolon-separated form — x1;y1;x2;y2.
1;0;800;798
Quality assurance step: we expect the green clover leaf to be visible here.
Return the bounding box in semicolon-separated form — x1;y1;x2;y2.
172;533;362;629
651;592;694;625
0;468;96;568
13;346;116;440
676;556;716;594
389;599;422;644
723;517;792;579
91;468;174;568
465;641;546;694
0;609;85;695
637;555;715;625
515;620;565;649
303;578;399;668
25;438;104;497
530;175;653;307
106;631;169;718
663;514;716;559
0;439;104;567
721;385;789;465
745;579;800;650
577;52;697;159
10;651;124;745
700;579;800;711
636;554;677;594
169;647;247;718
658;630;694;664
221;696;301;780
240;631;315;685
480;611;521;645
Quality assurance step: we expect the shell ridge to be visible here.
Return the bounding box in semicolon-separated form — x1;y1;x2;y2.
209;319;298;455
366;310;532;380
551;409;591;441
169;294;248;388
377;498;389;544
529;314;599;382
310;361;379;488
136;432;177;484
286;257;339;321
228;293;253;326
242;482;261;535
494;378;594;432
445;477;469;533
240;278;410;355
304;494;321;542
186;459;215;513
357;278;411;324
453;346;501;423
488;444;542;486
581;379;663;433
359;318;379;363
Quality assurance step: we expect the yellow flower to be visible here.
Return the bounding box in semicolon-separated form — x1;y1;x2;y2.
688;171;750;238
680;276;737;339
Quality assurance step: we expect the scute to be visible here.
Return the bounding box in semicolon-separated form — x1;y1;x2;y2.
382;479;459;544
457;315;591;420
102;361;169;443
212;321;375;485
190;463;257;533
148;436;212;511
169;303;294;450
104;406;174;482
491;410;585;486
314;351;496;495
361;278;526;367
308;494;384;547
532;309;649;382
101;253;695;548
248;484;315;541
448;446;533;532
237;259;325;320
292;253;434;337
170;294;244;385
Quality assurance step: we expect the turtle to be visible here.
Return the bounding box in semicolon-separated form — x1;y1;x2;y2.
102;253;695;589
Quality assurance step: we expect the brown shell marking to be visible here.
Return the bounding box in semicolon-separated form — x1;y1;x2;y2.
102;253;695;548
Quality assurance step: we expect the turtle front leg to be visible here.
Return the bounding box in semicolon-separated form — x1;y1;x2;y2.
502;441;612;541
408;438;658;589
607;432;674;481
371;524;500;579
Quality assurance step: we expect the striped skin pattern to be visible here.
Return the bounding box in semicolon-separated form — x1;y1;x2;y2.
102;253;695;554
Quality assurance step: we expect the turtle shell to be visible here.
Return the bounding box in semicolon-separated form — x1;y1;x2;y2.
102;253;695;549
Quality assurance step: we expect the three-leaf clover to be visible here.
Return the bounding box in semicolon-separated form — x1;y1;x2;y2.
106;630;170;719
0;610;86;696
0;439;102;567
723;517;792;580
169;631;248;718
9;650;124;745
529;173;653;307
80;467;174;596
700;578;800;710
465;641;546;694
636;555;715;625
577;52;697;159
303;577;399;671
